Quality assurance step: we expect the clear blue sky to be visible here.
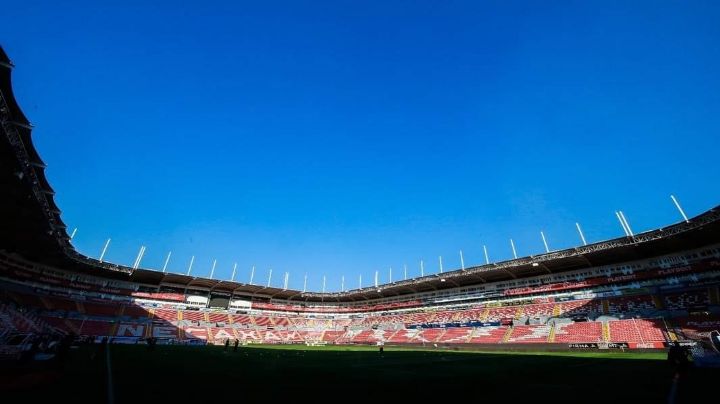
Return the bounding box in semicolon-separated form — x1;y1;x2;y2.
2;1;719;292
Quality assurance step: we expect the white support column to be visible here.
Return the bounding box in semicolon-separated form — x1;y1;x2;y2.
231;262;237;282
132;246;146;270
187;255;195;276
575;222;588;246
209;259;217;279
249;265;255;285
616;211;630;236
619;211;634;236
138;246;146;268
459;250;465;270
162;251;172;273
670;195;689;223
540;231;550;253
99;238;111;263
483;245;489;265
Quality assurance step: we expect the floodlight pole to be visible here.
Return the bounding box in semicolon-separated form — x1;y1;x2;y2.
359;274;362;289
267;268;273;287
209;259;217;279
420;260;424;277
374;271;378;287
389;266;393;283
460;250;465;270
439;256;443;273
187;255;195;275
619;211;634;236
483;245;489;265
231;262;237;281
162;251;172;273
132;246;146;269
70;228;77;240
303;274;307;293
575;223;587;246
341;275;345;292
510;239;517;259
540;231;550;253
615;211;629;236
403;264;408;280
322;275;326;293
99;238;111;263
670;195;689;223
249;265;255;285
283;272;289;290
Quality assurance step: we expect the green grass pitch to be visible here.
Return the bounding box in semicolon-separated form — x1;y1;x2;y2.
3;344;717;403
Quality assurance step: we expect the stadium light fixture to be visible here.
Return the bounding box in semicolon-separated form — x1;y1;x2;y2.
162;251;172;273
619;210;635;237
670;195;690;223
540;231;550;253
132;245;146;270
575;222;588;246
209;259;217;279
440;278;446;282
99;238;111;263
615;211;630;236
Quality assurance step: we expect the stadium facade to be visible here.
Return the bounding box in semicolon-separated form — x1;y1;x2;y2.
2;46;719;352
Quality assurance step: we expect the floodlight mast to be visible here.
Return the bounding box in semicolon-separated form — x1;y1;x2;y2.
99;238;111;263
575;223;587;246
162;251;172;273
187;255;195;276
540;231;550;253
670;195;689;223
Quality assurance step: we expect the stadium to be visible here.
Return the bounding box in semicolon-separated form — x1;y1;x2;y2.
2;7;720;402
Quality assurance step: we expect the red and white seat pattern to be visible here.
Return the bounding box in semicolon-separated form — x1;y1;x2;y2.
553;322;603;343
506;325;551;343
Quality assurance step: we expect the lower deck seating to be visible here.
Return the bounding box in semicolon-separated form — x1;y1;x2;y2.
553;322;603;343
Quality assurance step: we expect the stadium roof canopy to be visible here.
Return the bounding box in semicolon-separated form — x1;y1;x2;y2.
2;45;720;303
